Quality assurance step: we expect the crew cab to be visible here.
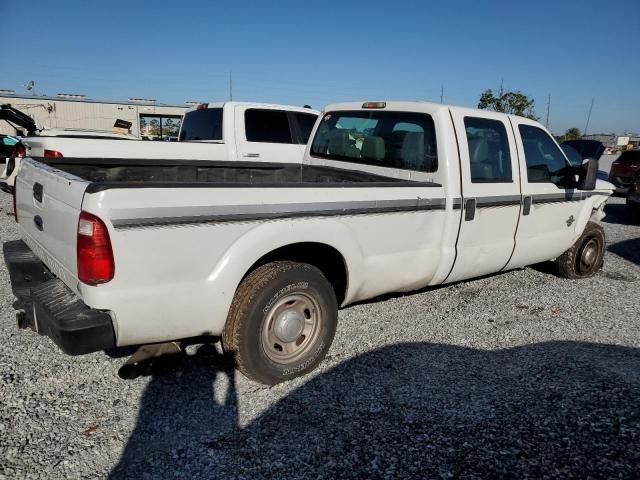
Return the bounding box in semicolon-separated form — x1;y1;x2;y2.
4;101;613;385
0;102;319;190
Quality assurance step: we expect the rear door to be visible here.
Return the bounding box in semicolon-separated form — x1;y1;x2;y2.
235;106;305;163
15;159;87;293
445;109;521;283
506;118;591;268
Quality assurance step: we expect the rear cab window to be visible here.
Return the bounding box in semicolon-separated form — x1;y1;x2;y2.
310;110;437;172
245;109;294;144
179;108;223;141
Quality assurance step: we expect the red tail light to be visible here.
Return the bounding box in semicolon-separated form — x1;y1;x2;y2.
44;149;63;158
77;211;114;285
12;181;18;222
196;103;209;110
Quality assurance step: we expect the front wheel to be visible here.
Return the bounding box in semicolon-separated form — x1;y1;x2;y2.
555;221;605;279
222;261;338;385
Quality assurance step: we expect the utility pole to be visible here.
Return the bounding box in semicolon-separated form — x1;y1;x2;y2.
545;94;551;128
229;71;233;101
584;97;594;136
440;86;444;104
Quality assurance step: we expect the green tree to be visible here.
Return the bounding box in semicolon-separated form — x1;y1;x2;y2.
478;89;538;120
563;128;582;141
149;118;160;135
554;128;582;143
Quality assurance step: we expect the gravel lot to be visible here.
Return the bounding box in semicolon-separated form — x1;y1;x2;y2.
1;187;639;479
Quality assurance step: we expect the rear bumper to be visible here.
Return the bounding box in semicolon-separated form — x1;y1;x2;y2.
3;240;115;355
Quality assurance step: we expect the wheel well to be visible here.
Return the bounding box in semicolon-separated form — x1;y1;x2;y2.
247;242;348;305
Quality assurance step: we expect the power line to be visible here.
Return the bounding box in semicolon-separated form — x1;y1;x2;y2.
584;97;595;135
545;94;551;128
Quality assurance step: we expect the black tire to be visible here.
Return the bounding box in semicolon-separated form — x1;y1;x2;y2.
222;261;338;385
555;221;605;279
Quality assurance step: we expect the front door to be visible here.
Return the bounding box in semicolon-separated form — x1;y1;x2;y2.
445;110;522;283
506;117;589;269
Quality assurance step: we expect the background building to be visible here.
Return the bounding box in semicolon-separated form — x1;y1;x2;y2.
583;133;640;150
0;90;191;140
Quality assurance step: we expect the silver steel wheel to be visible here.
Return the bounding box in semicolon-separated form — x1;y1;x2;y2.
261;293;322;365
578;237;600;274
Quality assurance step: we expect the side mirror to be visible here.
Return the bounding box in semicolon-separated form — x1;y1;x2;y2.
579;157;598;191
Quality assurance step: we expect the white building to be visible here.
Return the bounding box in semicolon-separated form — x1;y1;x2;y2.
0;91;190;139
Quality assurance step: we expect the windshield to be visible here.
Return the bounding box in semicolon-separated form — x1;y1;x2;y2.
179;108;223;141
310;110;437;172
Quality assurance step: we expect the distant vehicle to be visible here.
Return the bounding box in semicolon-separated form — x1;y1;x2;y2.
0;104;138;191
5;100;613;384
560;139;605;163
0;135;25;193
626;177;640;222
0;102;319;191
608;151;640;195
32;128;139;140
560;139;608;181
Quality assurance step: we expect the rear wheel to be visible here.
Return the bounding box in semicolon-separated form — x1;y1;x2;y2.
222;261;338;385
555;221;605;279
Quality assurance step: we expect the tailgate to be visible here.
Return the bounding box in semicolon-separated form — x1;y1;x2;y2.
15;158;89;294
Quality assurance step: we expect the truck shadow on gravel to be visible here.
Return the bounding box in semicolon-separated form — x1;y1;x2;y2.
607;237;640;266
110;341;640;479
603;202;633;225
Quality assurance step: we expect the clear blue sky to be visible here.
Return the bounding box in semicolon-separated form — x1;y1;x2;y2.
2;0;639;134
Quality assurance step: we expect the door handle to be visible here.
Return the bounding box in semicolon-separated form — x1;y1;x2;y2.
34;215;43;231
33;182;43;202
522;196;532;216
242;153;260;158
464;198;476;221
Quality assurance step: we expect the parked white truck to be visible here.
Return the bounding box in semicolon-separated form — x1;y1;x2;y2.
0;102;319;190
4;101;612;384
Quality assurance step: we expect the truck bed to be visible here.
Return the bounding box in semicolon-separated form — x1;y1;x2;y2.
39;157;434;192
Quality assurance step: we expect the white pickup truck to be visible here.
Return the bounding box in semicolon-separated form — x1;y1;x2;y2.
4;101;612;384
0;102;319;190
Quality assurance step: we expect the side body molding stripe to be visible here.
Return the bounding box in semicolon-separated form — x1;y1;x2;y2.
111;198;447;229
109;191;609;229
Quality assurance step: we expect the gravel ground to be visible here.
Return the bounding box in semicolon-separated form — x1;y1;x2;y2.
1;191;639;479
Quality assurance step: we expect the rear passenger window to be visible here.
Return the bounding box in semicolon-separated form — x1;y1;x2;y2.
464;117;512;183
519;125;570;186
294;112;318;144
245;109;293;144
309;111;438;172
